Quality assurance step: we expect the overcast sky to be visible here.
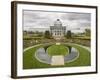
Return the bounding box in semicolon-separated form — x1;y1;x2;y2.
23;10;91;33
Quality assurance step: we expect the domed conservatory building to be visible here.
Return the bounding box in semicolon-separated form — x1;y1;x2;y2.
50;19;66;40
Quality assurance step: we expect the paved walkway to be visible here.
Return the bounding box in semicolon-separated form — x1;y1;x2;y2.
35;47;79;64
51;55;64;65
26;43;90;65
64;47;79;63
64;43;90;52
35;48;51;64
24;42;54;52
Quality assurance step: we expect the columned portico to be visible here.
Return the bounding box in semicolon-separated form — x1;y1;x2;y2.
50;19;66;40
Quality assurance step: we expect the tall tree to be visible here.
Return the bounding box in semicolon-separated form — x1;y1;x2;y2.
85;29;91;36
44;30;51;38
66;30;72;39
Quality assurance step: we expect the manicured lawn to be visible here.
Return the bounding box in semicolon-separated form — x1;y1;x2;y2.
63;43;91;66
23;44;50;69
47;45;69;56
23;43;91;69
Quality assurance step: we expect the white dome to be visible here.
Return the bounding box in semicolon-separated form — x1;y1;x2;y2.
54;19;62;27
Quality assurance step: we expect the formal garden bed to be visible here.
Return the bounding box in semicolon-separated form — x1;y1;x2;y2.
23;43;90;69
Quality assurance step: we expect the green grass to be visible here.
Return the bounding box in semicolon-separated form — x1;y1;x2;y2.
47;45;69;56
63;44;91;66
23;45;50;69
23;43;91;69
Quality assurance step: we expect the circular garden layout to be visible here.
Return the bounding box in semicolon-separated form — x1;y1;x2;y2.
23;43;90;69
47;44;69;56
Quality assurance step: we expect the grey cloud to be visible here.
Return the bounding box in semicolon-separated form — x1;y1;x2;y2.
61;13;91;21
23;10;91;33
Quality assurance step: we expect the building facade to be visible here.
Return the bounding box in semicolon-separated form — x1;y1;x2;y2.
50;19;66;40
